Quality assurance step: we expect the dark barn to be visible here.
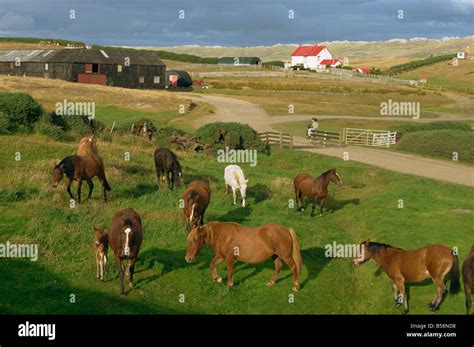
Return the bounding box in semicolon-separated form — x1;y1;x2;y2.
166;70;193;88
0;49;166;89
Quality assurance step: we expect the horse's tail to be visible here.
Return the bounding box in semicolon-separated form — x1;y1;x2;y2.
288;228;302;275
449;249;461;295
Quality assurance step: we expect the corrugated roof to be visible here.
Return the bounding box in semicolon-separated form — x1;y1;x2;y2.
0;49;165;66
291;45;326;57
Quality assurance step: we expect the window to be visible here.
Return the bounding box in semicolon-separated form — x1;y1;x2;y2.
44;63;49;71
85;64;93;73
117;65;122;72
92;64;99;74
153;76;160;84
139;76;145;83
9;62;14;70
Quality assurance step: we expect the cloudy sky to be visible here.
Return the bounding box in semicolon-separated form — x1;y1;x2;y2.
0;0;472;46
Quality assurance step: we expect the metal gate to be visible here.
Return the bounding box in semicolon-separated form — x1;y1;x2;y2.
344;128;397;148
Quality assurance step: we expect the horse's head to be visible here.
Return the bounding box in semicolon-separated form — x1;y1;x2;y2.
328;169;342;186
352;240;371;266
173;169;182;187
93;227;108;253
185;225;206;263
52;162;64;188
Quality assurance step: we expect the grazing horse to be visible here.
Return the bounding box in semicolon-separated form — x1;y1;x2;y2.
185;221;302;291
224;165;248;207
182;180;211;232
353;241;460;314
52;154;111;202
293;169;342;217
154;147;182;190
76;135;98;156
107;208;143;296
93;227;108;281
462;246;474;314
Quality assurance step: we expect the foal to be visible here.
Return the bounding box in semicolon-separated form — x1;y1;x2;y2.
293;169;342;217
107;208;143;296
93;227;108;281
52;154;111;202
182;180;211;232
353;241;460;314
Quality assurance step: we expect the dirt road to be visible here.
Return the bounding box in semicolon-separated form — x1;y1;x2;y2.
187;93;474;187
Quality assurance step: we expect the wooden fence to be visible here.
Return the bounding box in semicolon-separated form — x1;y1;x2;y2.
310;130;342;147
259;131;293;149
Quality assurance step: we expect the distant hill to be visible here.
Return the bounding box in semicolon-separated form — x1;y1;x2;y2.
142;36;474;68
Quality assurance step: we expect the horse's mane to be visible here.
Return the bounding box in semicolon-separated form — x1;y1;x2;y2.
368;242;403;254
319;169;335;178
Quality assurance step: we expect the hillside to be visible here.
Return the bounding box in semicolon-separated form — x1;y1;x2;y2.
145;36;474;68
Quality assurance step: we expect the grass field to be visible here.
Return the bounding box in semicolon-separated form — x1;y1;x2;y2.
0;132;473;314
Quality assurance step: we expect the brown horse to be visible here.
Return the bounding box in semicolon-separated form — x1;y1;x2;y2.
52;154;111;202
182;180;211;232
154;147;182;190
462;246;474;314
185;221;302;291
77;135;98;156
107;208;143;296
353;241;460;314
293;169;342;217
93;227;108;281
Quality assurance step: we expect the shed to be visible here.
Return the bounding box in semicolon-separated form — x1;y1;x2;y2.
166;70;193;88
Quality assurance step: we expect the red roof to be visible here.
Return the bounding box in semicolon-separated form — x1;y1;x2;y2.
291;45;326;57
320;59;338;65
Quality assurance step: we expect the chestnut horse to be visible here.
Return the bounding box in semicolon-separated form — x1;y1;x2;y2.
462;246;474;314
52;154;111;202
293;169;342;217
93;227;108;281
107;208;143;296
77;135;98;156
185;221;302;291
353;241;460;314
182;180;211;231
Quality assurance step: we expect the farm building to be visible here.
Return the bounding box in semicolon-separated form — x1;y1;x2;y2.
218;56;262;67
0;49;166;89
166;70;193;88
290;45;336;70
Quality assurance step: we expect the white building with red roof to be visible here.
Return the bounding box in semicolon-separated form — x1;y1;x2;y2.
290;45;338;70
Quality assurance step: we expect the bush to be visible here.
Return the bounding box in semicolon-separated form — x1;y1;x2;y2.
0;92;43;131
396;129;474;163
385;54;456;76
195;122;268;153
37;122;65;141
394;121;472;137
67;115;105;135
0;112;12;134
155;126;191;147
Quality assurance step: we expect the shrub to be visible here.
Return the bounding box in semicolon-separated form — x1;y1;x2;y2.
37;122;65;141
385;54;456;76
0;112;12;134
155;126;192;147
67;115;104;135
195;122;268;153
0;92;43;131
396;129;474;163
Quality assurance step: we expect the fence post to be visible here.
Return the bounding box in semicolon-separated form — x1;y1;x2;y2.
266;132;269;144
290;134;293;149
110;121;116;133
279;132;283;148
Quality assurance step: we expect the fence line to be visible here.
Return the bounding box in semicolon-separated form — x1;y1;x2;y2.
310;130;342;147
258;131;293;149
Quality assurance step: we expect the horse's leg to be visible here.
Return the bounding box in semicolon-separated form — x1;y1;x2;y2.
392;283;400;306
267;255;283;286
281;255;299;292
86;179;93;200
430;277;446;311
128;257;137;288
210;255;225;284
66;178;75;200
299;193;305;211
76;178;82;203
394;278;408;314
310;197;317;217
115;255;125;296
465;284;472;315
232;187;237;205
96;175;107;202
294;189;300;211
319;197;326;216
226;257;235;288
96;254;100;279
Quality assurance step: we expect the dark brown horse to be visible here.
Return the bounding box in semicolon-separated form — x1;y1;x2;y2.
154;147;182;190
462;246;474;314
185;221;302;291
182;180;211;232
353;241;460;314
107;208;143;296
93;227;108;281
293;169;342;217
52;154;111;202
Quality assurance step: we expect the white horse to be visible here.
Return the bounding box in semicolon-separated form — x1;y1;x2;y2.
224;165;248;207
